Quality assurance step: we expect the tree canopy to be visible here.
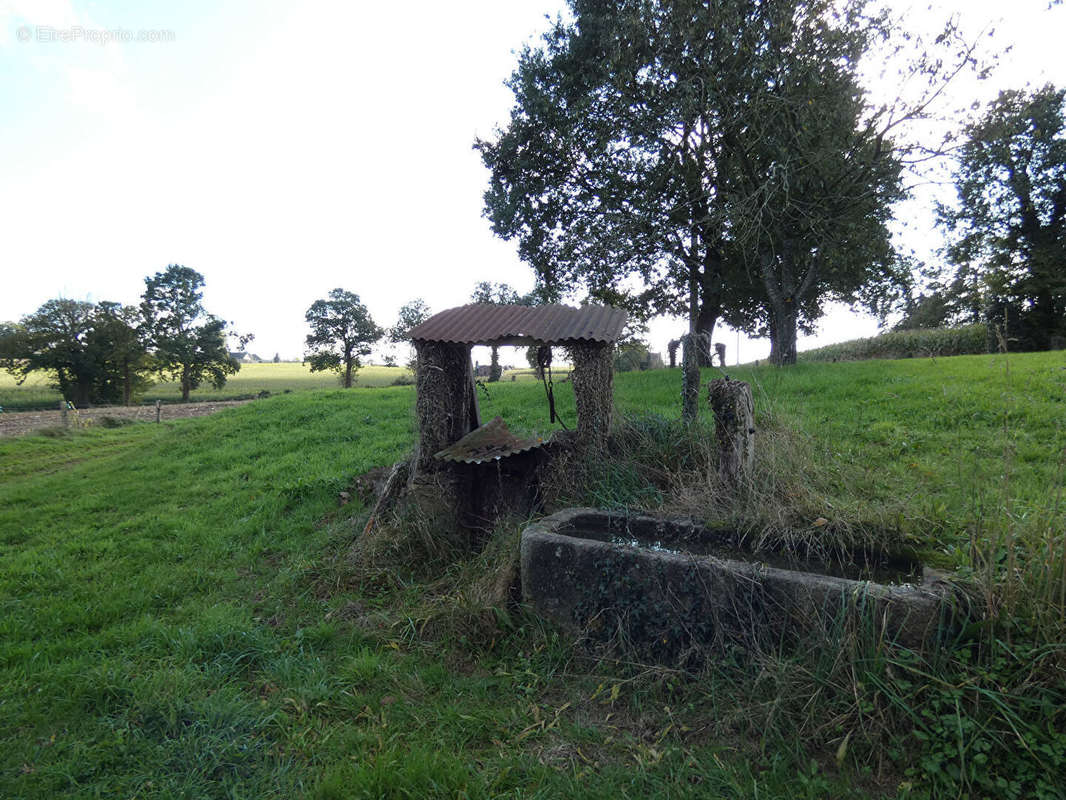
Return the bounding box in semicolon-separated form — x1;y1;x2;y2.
141;265;244;402
470;281;523;306
0;299;151;406
388;298;432;344
90;301;152;406
304;289;382;388
478;0;978;385
939;84;1066;350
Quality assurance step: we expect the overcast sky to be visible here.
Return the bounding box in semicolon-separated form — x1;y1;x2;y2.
2;0;1063;364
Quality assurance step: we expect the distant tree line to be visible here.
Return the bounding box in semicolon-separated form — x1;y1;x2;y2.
0;265;249;406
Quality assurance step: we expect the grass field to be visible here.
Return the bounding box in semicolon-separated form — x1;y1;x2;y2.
0;363;413;411
1;352;1064;798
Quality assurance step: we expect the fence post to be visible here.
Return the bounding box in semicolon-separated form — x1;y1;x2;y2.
60;399;69;428
155;399;162;423
708;378;755;487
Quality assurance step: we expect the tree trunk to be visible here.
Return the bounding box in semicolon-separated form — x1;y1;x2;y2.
682;266;701;423
344;358;354;388
682;334;701;422
181;372;191;402
74;382;91;408
488;345;501;382
1032;289;1055;350
768;302;798;366
760;245;813;368
122;362;132;406
695;303;718;367
527;345;544;380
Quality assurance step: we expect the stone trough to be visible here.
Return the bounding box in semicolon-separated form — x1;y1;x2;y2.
521;508;958;658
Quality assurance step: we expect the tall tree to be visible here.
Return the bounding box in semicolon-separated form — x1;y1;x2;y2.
388;298;432;371
894;259;985;331
476;0;746;381
939;85;1066;350
388;298;432;343
1;299;97;406
141;265;244;402
89;302;152;406
715;0;985;363
479;0;980;383
0;299;151;406
304;289;383;388
0;321;17;361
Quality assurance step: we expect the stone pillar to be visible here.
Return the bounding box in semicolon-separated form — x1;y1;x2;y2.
407;340;479;542
413;340;477;472
570;341;614;451
708;378;755;486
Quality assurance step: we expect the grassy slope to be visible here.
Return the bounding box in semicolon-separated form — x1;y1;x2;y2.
0;363;412;410
2;390;814;799
732;352;1065;549
1;352;1063;797
513;352;1062;552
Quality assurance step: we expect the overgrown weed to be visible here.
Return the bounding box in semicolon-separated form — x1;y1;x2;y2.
546;408;910;563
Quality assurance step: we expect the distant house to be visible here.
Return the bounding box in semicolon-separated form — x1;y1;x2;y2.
229;352;263;363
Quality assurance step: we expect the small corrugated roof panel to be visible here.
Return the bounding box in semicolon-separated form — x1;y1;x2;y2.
434;416;545;464
409;303;627;345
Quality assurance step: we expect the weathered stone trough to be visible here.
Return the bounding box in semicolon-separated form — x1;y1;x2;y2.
521;508;957;658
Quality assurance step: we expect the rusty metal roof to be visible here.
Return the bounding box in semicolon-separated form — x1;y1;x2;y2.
409;303;627;345
434;416;545;464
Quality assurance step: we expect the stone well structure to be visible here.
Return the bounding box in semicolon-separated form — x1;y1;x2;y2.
396;303;627;535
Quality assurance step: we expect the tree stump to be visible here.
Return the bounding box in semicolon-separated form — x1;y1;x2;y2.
707;378;754;486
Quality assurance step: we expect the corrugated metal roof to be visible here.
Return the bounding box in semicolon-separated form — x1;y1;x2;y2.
434;416;545;464
409;303;627;345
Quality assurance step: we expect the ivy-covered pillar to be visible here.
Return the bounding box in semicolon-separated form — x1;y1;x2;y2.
569;340;614;451
413;340;478;473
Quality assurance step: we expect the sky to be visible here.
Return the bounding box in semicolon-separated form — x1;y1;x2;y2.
1;0;1064;365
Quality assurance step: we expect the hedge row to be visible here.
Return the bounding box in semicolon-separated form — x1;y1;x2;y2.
799;324;988;362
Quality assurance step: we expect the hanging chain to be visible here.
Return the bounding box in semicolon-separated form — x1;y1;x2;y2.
537;345;569;431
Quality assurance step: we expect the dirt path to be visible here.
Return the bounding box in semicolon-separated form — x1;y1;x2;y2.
0;400;254;438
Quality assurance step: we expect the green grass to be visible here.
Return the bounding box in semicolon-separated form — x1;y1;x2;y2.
730;352;1065;548
487;353;1063;550
0;363;412;410
2;352;1064;798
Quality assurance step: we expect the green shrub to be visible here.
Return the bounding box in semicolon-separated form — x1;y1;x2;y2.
801;324;987;362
